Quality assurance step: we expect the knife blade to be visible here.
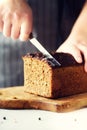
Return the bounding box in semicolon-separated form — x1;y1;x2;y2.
29;37;61;66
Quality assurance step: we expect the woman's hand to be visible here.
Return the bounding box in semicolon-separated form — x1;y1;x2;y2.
57;1;87;72
56;34;87;72
0;0;33;41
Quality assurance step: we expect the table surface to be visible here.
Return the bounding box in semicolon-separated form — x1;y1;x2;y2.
0;108;87;130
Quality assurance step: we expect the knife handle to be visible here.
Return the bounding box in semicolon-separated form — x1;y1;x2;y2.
29;29;37;39
29;33;33;39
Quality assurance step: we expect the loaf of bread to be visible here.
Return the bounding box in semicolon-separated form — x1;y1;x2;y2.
23;52;87;98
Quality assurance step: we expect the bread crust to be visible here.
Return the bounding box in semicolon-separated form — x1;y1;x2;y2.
23;52;87;98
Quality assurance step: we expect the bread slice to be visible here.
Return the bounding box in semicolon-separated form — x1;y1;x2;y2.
23;52;87;98
0;86;87;112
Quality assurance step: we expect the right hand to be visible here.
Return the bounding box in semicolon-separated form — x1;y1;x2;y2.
0;0;33;41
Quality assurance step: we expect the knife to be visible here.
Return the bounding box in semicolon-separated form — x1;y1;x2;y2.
29;34;61;66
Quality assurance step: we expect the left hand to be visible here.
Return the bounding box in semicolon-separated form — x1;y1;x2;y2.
56;35;87;72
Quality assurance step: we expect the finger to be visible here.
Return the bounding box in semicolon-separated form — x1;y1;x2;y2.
0;20;3;32
77;42;87;72
71;47;82;63
3;20;12;37
10;11;21;39
11;23;20;39
84;61;87;72
20;22;32;41
20;19;32;41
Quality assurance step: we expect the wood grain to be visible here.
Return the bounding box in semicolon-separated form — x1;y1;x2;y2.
0;86;87;112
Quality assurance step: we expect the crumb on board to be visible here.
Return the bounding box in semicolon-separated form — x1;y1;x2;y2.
3;117;6;120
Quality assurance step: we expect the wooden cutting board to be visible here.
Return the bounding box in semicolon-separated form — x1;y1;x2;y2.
0;86;87;112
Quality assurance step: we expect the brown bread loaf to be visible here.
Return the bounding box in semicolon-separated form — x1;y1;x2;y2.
23;52;87;98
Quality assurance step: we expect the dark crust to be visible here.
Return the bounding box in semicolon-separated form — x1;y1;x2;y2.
23;52;84;67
